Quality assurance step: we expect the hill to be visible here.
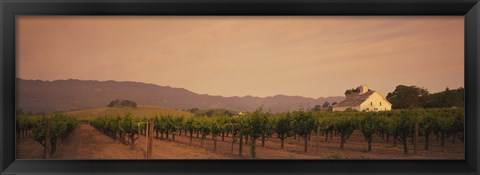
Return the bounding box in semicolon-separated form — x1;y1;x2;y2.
16;78;345;113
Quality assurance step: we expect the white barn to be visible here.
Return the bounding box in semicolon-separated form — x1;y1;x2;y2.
332;85;392;112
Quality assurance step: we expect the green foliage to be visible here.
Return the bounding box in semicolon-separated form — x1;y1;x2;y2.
273;113;292;139
30;114;79;149
16;114;38;134
193;109;237;117
183;116;195;132
89;107;463;156
107;99;137;108
312;105;322;111
316;112;334;132
396;110;416;137
345;87;360;96
291;110;315;138
331;112;359;148
359;112;380;139
387;85;429;109
359;112;380;151
387;85;464;109
424;88;464;108
243;108;268;158
322;101;330;109
209;117;226;136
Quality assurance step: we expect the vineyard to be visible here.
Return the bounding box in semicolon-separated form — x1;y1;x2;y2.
16;108;464;159
16;114;79;158
91;108;463;158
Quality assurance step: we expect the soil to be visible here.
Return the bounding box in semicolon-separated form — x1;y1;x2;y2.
16;137;44;159
16;124;464;159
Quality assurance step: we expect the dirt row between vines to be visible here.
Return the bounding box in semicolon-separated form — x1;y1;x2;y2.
157;129;464;159
17;123;464;159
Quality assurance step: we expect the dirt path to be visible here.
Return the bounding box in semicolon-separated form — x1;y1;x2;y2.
163;130;464;159
54;124;228;159
16;137;44;159
54;124;144;159
159;132;321;159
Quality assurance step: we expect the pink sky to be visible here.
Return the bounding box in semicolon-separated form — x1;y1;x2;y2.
16;16;464;98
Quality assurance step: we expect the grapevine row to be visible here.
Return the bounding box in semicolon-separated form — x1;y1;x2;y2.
89;108;464;158
16;114;79;158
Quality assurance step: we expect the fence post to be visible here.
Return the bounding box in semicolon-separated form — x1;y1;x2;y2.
45;119;51;159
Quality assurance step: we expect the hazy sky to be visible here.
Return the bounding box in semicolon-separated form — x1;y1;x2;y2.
17;16;464;98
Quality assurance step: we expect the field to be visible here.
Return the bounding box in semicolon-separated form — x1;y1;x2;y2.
16;107;464;160
17;123;463;159
65;106;192;121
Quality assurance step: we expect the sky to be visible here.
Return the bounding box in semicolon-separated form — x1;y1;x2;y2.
16;16;464;98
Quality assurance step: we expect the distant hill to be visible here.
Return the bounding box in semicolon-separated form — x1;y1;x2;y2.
16;78;345;113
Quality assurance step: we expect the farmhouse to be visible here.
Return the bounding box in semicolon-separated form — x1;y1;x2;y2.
332;85;392;112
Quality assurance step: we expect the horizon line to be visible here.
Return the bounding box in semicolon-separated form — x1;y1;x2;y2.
16;77;464;99
16;77;347;100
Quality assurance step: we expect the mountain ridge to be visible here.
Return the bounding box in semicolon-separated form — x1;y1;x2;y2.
16;78;345;113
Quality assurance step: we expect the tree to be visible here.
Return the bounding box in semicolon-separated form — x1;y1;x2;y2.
424;87;464;108
107;99;120;107
345;87;360;96
189;108;200;114
107;99;137;108
121;100;137;108
386;85;429;109
312;105;322;112
322;101;330;109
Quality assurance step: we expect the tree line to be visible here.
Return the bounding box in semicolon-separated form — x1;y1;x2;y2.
386;85;464;109
107;99;137;108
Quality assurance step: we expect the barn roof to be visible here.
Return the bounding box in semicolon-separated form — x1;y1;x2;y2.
333;91;375;107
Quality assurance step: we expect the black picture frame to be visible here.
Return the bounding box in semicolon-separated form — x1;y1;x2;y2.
1;0;479;174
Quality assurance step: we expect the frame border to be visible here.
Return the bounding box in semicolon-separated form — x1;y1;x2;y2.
1;0;479;174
